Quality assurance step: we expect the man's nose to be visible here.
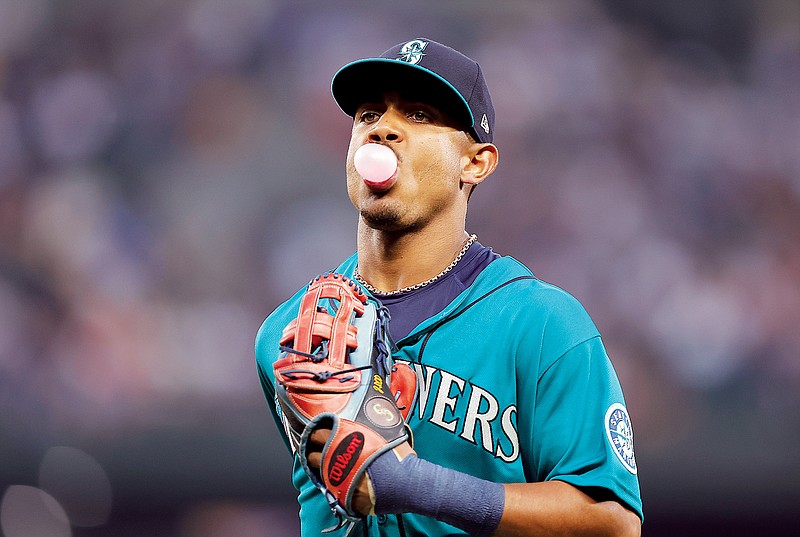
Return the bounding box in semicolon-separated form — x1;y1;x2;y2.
368;111;403;143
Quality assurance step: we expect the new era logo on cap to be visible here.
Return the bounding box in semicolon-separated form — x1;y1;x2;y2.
331;38;495;143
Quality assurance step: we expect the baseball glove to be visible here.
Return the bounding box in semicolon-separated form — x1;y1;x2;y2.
273;273;416;530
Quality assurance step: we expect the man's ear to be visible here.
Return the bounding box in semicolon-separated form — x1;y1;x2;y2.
461;143;499;187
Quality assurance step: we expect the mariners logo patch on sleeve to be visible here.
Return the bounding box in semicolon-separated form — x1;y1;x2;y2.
605;403;637;474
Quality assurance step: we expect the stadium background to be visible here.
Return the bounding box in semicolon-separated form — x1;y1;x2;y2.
0;0;798;535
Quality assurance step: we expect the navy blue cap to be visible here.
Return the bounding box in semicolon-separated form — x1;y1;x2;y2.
332;38;495;143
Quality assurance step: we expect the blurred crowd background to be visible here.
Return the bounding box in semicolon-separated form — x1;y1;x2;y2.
1;0;798;535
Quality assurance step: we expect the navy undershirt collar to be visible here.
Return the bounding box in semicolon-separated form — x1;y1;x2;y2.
369;241;499;342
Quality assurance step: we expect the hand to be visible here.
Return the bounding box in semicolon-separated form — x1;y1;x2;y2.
307;428;415;516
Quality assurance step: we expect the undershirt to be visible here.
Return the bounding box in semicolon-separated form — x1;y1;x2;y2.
371;241;500;342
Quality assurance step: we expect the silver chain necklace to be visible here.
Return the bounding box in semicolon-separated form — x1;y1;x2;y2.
354;234;477;296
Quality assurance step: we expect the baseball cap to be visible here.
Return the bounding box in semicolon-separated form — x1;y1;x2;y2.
331;38;495;143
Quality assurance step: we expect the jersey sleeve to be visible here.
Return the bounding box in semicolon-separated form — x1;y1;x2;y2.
532;336;643;521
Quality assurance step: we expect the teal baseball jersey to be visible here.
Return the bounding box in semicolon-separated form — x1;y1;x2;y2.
255;253;643;536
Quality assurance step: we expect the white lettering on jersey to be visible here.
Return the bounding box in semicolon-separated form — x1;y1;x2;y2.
460;384;499;453
497;405;519;462
406;361;520;462
430;371;466;432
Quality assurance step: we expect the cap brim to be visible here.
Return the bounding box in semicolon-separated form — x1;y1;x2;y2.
331;58;474;130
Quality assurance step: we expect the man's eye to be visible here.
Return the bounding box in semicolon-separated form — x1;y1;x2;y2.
410;111;431;122
360;111;380;123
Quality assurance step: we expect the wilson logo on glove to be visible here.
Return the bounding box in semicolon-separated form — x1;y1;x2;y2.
328;432;365;486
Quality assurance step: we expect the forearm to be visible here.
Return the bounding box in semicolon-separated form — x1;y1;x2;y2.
363;449;640;537
495;481;641;537
367;452;504;536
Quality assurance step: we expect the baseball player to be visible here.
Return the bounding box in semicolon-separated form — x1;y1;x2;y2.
256;38;643;536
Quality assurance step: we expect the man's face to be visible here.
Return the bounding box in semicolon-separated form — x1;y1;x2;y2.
346;93;472;233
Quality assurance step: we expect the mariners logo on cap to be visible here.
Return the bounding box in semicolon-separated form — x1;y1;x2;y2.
397;39;428;65
605;403;637;474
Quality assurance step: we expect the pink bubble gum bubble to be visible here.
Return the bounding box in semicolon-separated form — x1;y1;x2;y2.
354;144;398;190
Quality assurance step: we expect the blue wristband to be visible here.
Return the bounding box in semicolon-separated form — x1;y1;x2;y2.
367;451;505;536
